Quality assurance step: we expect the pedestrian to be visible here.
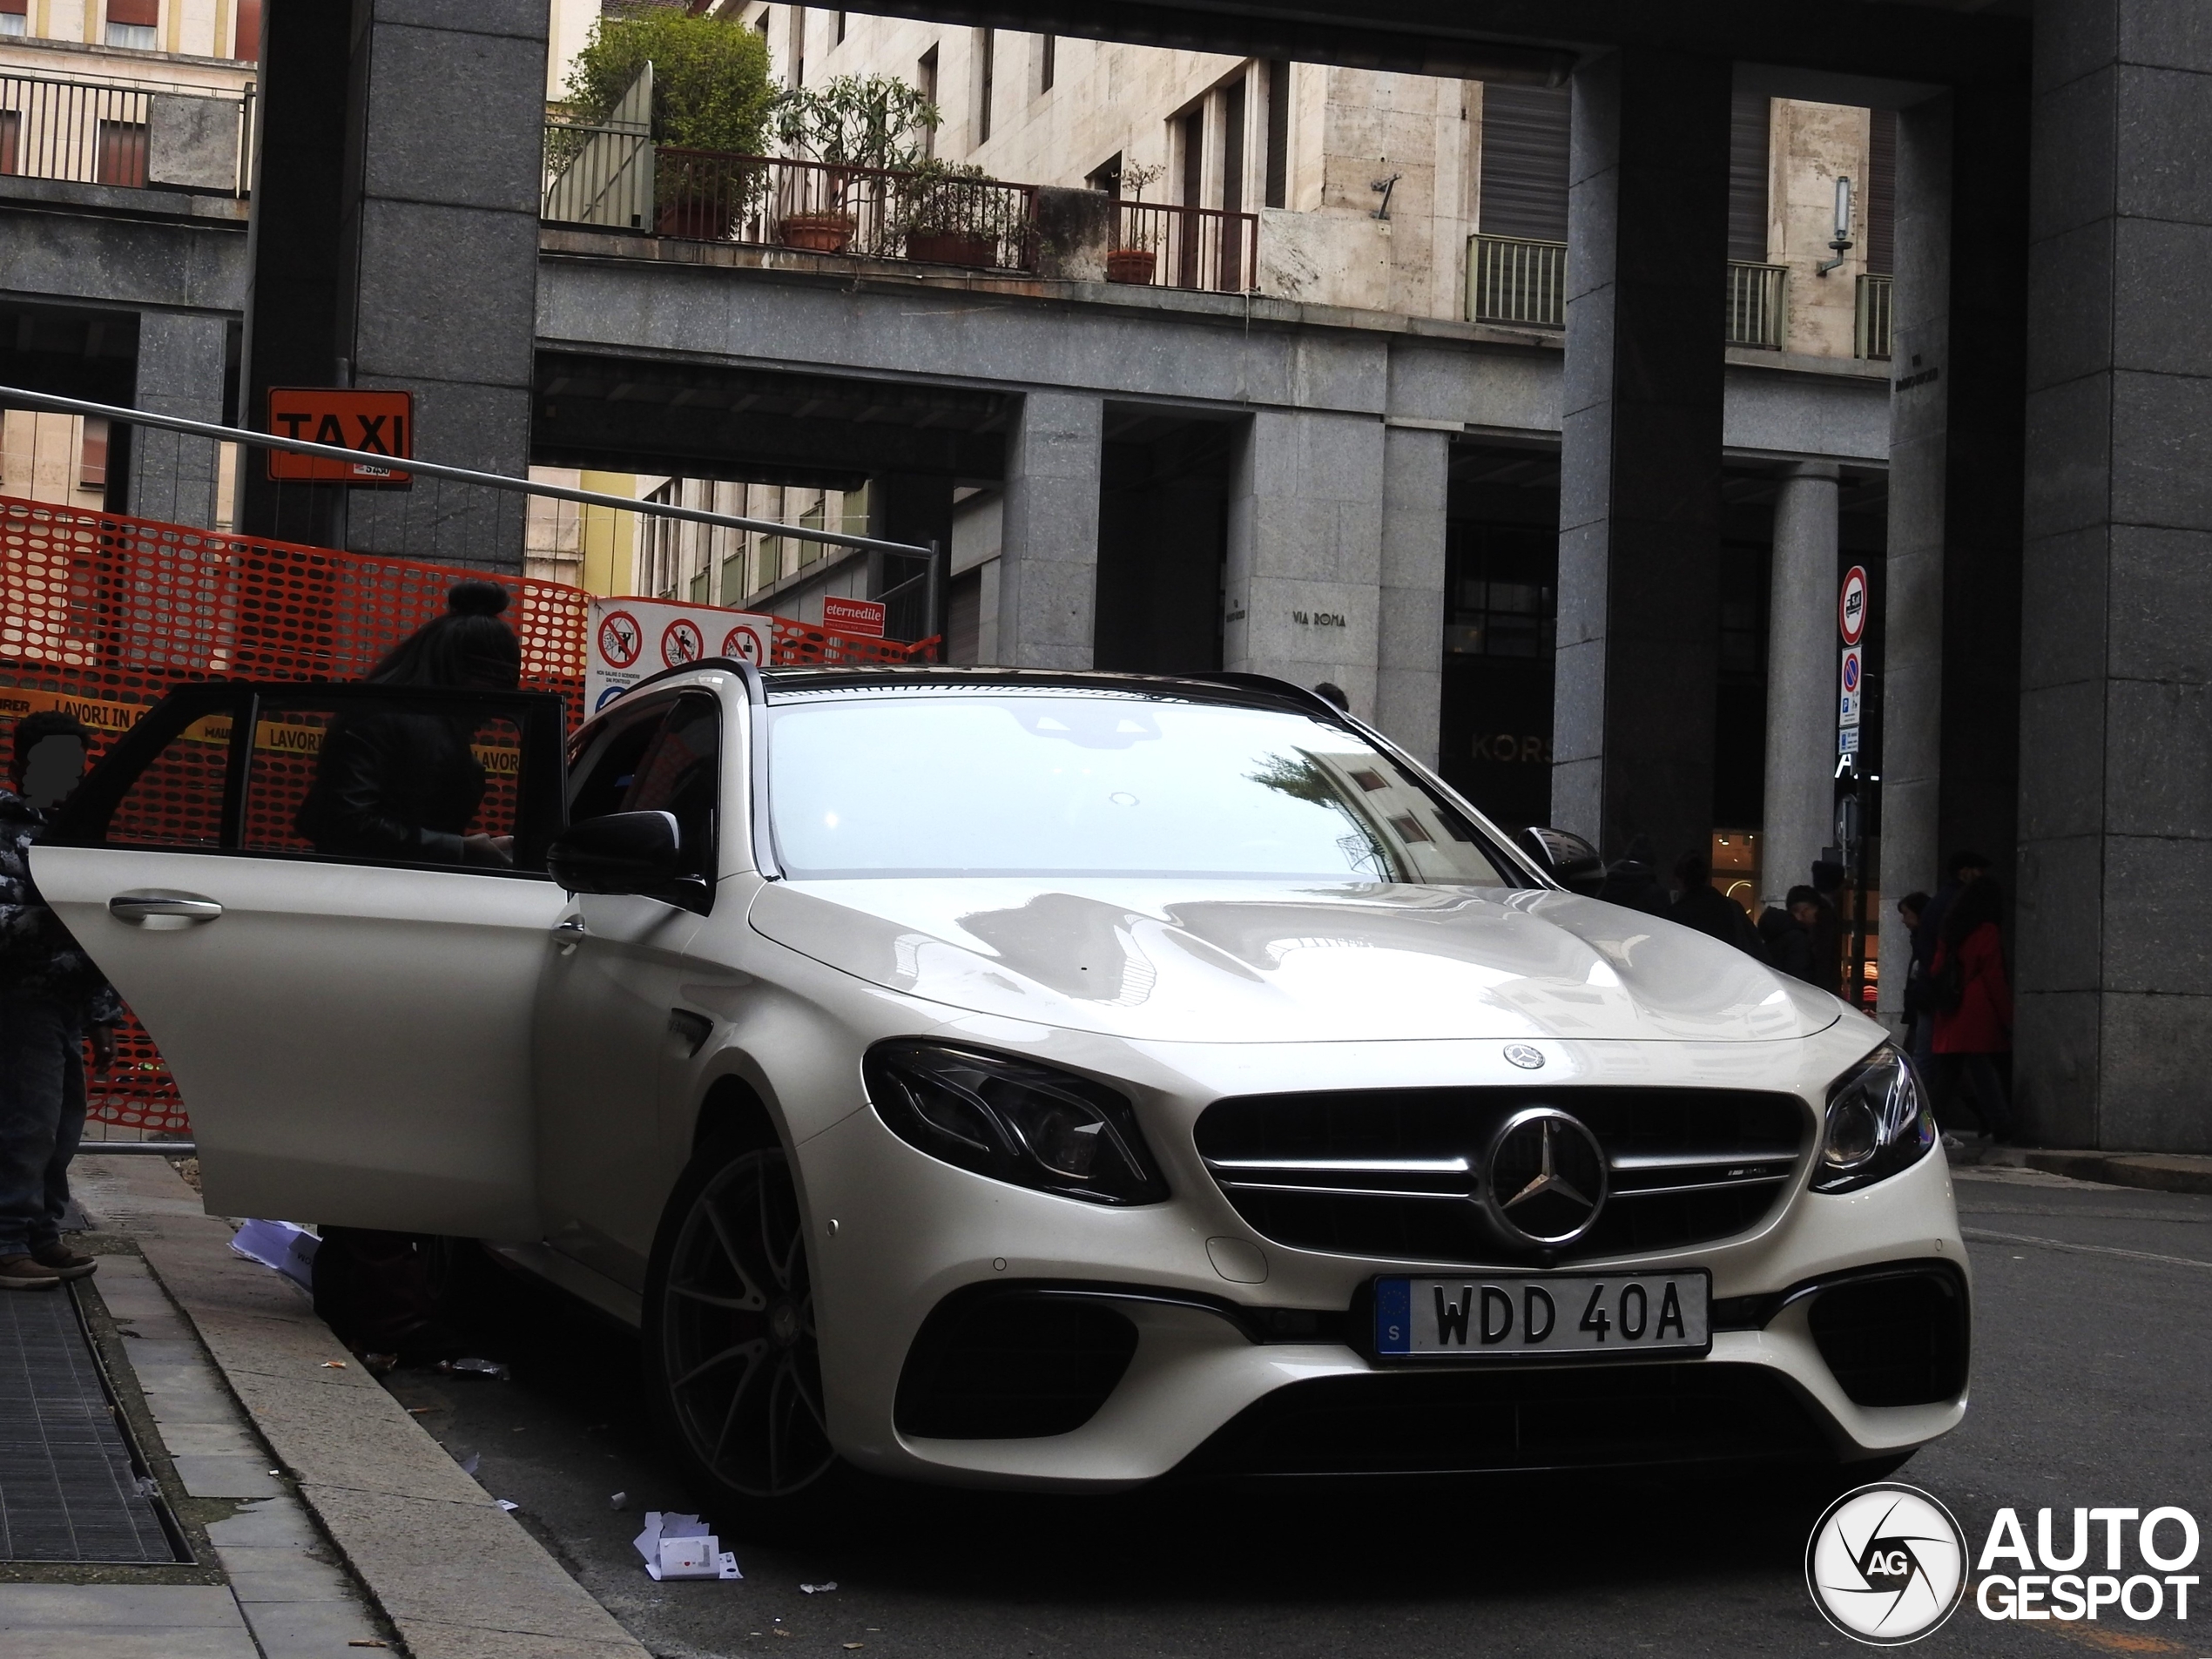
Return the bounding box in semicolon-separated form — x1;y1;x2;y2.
1897;890;1932;1067
1669;851;1768;961
1598;833;1670;918
0;712;120;1291
1914;849;1989;979
1929;873;2013;1140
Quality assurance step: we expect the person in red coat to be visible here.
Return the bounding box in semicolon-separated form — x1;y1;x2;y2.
1930;874;2013;1140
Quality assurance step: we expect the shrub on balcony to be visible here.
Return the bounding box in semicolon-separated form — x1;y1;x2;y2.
564;5;776;154
896;160;1009;267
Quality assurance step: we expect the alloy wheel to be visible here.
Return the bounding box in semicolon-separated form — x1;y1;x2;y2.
658;1148;835;1497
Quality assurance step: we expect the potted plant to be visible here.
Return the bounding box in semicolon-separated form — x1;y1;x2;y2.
562;7;776;241
773;74;938;254
898;160;1004;267
1105;161;1165;284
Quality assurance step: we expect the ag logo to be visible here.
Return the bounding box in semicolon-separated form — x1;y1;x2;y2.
1807;1483;1968;1644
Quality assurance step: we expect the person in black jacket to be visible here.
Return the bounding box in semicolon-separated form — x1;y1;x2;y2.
294;582;521;867
1669;851;1768;961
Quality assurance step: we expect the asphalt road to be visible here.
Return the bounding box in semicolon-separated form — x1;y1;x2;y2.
381;1162;2212;1659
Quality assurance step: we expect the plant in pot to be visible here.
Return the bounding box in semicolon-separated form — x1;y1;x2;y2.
897;160;1005;268
1106;161;1166;284
773;74;939;254
563;6;777;241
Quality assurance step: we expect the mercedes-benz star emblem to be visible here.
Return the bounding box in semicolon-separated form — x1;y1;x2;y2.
1503;1044;1545;1069
1480;1107;1608;1248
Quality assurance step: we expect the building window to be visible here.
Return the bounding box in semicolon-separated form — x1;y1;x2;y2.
789;6;805;89
1264;60;1290;208
1445;525;1555;659
1478;84;1570;241
974;28;995;144
0;5;25;40
918;46;938;157
1038;32;1055;93
0;111;18;173
834;10;846;44
1220;77;1246;287
233;0;260;61
79;420;110;490
1087;152;1122;197
1728;91;1771;263
105;0;158;50
96;120;149;187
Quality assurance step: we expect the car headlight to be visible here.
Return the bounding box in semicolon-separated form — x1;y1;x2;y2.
1812;1045;1936;1194
863;1042;1169;1205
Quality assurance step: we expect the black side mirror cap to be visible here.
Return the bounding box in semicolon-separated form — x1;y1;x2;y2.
548;811;710;910
1517;826;1607;897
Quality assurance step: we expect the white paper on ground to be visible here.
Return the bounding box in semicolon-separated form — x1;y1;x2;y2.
229;1219;320;1292
634;1512;741;1581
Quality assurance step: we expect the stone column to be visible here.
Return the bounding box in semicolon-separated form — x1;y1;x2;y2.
1377;422;1450;764
1224;408;1384;715
1762;464;1841;905
1550;46;1731;868
128;312;229;529
996;391;1102;669
1874;97;1952;1029
2014;0;2212;1151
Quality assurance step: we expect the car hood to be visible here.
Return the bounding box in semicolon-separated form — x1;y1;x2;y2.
747;878;1842;1043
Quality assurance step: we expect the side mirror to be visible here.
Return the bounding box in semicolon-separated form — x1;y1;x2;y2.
548;811;708;907
1516;826;1606;897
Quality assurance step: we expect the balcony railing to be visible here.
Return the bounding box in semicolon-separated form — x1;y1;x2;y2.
1467;233;1567;328
0;71;253;195
1856;273;1893;361
1109;200;1258;293
1726;260;1788;349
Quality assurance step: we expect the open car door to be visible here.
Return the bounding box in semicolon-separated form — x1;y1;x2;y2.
33;680;569;1236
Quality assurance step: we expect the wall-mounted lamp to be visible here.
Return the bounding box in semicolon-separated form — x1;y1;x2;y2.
1816;175;1854;277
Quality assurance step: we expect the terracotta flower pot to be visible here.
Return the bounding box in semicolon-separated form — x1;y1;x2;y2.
1106;247;1157;285
905;228;1000;268
781;212;853;253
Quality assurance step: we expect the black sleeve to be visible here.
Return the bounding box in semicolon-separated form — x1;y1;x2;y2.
295;719;466;863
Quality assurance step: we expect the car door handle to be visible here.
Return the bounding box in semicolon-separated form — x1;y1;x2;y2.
109;892;224;925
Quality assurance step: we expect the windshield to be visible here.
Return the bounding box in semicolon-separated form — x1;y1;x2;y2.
764;690;1518;884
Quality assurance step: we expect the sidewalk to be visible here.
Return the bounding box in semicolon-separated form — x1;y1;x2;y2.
0;1152;651;1659
1951;1142;2212;1196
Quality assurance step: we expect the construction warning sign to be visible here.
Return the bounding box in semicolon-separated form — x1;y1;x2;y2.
266;388;414;483
586;596;774;712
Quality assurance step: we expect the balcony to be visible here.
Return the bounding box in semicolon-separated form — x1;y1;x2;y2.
1467;239;1791;350
1725;261;1788;349
1856;273;1893;361
1466;234;1567;329
541;125;1258;293
0;70;253;196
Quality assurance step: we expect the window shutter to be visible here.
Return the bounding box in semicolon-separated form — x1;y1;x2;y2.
1478;84;1569;243
107;0;158;25
1728;91;1770;263
1866;109;1896;274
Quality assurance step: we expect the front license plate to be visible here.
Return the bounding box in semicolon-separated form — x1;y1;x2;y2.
1373;1271;1711;1359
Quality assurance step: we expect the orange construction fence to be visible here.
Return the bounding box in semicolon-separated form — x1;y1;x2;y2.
0;494;937;1136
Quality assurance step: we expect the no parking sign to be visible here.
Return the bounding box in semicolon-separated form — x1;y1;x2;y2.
586;597;776;712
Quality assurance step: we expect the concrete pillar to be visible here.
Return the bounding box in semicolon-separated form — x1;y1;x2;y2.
2015;0;2212;1151
1377;423;1449;764
1874;98;1951;1028
241;3;547;569
996;391;1102;669
1762;464;1841;905
1550;46;1731;867
1224;408;1384;716
128;312;228;528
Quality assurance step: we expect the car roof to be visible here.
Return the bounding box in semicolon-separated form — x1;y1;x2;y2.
633;661;1349;721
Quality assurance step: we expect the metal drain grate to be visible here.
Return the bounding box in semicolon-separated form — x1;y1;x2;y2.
0;1285;179;1562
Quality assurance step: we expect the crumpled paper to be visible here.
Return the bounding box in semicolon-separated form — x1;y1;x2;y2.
633;1511;741;1581
229;1219;319;1293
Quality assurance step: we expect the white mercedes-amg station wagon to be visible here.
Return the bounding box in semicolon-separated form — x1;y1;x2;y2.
38;665;1966;1529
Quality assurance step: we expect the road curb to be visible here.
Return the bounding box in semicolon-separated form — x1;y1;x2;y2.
2021;1150;2212;1196
74;1153;651;1659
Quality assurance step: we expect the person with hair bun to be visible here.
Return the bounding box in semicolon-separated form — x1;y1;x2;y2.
294;582;522;867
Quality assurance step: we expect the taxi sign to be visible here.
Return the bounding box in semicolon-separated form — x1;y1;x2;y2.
266;388;413;483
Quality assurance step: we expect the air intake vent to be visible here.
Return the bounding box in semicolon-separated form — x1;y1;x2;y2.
1194;1086;1807;1264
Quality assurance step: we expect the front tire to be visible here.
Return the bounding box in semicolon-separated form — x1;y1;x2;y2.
644;1137;846;1536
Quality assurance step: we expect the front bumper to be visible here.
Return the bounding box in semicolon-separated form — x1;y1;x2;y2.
794;1034;1968;1491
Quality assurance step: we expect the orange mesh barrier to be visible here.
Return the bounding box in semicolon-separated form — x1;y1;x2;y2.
0;493;935;1136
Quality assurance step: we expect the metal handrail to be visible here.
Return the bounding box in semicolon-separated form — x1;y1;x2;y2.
0;384;933;559
1110;199;1260;292
0;68;253;196
1856;273;1893;361
1726;260;1788;349
1467;233;1567;328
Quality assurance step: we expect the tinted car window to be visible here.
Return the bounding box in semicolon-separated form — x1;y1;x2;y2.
765;691;1511;884
568;694;719;883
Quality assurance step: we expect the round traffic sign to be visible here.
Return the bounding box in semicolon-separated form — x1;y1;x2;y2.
661;617;705;668
1839;566;1869;646
1842;651;1861;694
721;621;767;664
597;609;643;669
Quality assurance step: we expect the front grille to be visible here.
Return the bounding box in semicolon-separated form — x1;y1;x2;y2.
1194;1087;1808;1264
1184;1362;1828;1477
1808;1266;1971;1406
895;1291;1139;1439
